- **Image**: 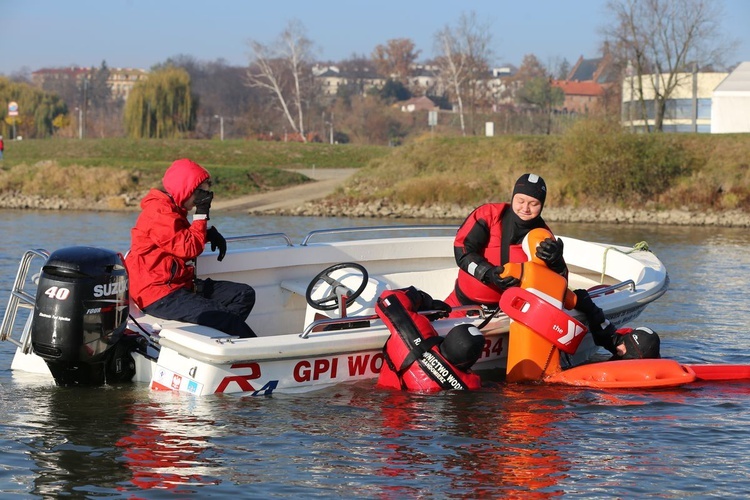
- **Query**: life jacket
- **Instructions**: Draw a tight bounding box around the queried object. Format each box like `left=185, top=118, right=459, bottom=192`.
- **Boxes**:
left=453, top=203, right=547, bottom=306
left=376, top=288, right=482, bottom=392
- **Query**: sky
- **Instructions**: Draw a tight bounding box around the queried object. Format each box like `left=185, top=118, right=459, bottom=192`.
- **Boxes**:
left=1, top=0, right=749, bottom=76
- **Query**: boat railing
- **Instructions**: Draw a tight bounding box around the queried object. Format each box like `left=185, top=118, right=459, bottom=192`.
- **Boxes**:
left=0, top=249, right=50, bottom=352
left=588, top=280, right=636, bottom=297
left=225, top=232, right=294, bottom=247
left=220, top=225, right=458, bottom=250
left=299, top=304, right=489, bottom=339
left=300, top=225, right=458, bottom=246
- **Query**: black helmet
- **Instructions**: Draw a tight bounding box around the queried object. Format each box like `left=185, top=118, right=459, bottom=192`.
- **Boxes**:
left=619, top=327, right=661, bottom=360
left=439, top=324, right=485, bottom=370
left=512, top=173, right=547, bottom=207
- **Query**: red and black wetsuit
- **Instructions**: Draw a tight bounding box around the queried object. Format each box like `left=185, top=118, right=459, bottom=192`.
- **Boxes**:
left=376, top=288, right=481, bottom=392
left=447, top=202, right=552, bottom=308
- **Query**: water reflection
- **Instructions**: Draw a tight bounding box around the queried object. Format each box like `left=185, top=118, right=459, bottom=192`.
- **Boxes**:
left=335, top=384, right=576, bottom=498
left=116, top=391, right=225, bottom=491
left=20, top=385, right=137, bottom=496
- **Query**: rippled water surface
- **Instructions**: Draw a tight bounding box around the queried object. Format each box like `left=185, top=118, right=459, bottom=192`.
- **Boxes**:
left=1, top=211, right=749, bottom=498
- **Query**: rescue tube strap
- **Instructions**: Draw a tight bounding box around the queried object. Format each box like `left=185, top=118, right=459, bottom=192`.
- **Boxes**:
left=455, top=282, right=498, bottom=308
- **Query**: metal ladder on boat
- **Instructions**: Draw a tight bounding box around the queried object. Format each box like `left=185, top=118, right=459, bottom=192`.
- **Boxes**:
left=0, top=249, right=49, bottom=353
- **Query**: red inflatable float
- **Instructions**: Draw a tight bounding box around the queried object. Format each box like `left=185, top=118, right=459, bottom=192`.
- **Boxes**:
left=686, top=364, right=750, bottom=381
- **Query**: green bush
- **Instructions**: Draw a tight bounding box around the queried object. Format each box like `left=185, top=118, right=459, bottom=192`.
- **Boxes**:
left=558, top=119, right=687, bottom=204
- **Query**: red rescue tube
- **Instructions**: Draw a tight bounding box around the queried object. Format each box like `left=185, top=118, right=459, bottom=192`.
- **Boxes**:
left=545, top=359, right=697, bottom=389
left=500, top=287, right=587, bottom=355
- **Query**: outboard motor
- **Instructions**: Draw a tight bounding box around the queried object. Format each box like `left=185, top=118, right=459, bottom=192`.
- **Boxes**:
left=30, top=246, right=132, bottom=386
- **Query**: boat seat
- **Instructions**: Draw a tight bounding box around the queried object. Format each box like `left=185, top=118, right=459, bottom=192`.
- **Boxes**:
left=126, top=300, right=233, bottom=339
left=279, top=279, right=312, bottom=296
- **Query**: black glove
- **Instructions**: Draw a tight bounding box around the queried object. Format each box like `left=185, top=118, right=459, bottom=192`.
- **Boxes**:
left=483, top=265, right=520, bottom=291
left=574, top=288, right=620, bottom=355
left=193, top=188, right=214, bottom=219
left=573, top=289, right=606, bottom=330
left=415, top=289, right=452, bottom=320
left=536, top=237, right=566, bottom=274
left=427, top=299, right=452, bottom=320
left=593, top=321, right=620, bottom=356
left=207, top=226, right=227, bottom=261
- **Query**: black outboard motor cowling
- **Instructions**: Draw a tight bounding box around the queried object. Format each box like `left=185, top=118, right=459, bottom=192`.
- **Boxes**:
left=31, top=246, right=130, bottom=386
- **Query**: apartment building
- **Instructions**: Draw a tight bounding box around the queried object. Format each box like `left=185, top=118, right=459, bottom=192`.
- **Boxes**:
left=31, top=66, right=148, bottom=101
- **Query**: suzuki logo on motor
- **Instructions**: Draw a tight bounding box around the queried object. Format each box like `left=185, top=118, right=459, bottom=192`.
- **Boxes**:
left=93, top=281, right=127, bottom=298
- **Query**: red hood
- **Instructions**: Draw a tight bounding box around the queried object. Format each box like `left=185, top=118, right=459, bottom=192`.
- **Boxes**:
left=162, top=158, right=210, bottom=207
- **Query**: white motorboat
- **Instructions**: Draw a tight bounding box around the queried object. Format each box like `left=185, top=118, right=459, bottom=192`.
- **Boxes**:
left=0, top=225, right=668, bottom=395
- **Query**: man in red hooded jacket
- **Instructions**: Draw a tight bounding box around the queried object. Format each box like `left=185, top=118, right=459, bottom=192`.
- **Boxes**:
left=125, top=158, right=256, bottom=338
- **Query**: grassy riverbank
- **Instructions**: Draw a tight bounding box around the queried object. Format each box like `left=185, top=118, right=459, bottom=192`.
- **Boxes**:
left=0, top=138, right=389, bottom=206
left=1, top=124, right=749, bottom=214
left=334, top=122, right=750, bottom=212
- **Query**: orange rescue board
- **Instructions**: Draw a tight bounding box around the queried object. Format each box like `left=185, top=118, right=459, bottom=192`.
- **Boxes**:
left=546, top=359, right=697, bottom=389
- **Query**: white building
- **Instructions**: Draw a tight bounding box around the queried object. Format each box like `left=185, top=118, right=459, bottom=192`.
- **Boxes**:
left=711, top=62, right=750, bottom=134
left=621, top=70, right=727, bottom=133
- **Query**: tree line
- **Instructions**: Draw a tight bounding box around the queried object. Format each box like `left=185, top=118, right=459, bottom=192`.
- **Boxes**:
left=0, top=0, right=738, bottom=143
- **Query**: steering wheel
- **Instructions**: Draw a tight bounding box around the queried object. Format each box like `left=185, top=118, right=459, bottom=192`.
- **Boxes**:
left=305, top=263, right=369, bottom=311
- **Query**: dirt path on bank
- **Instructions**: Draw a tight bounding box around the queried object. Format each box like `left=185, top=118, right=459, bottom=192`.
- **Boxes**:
left=211, top=168, right=357, bottom=213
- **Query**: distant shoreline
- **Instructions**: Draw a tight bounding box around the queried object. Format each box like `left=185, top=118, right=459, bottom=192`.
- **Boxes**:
left=2, top=191, right=749, bottom=228
left=249, top=199, right=750, bottom=228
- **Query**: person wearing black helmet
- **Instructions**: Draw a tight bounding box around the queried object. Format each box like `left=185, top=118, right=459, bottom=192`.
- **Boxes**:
left=376, top=287, right=484, bottom=392
left=445, top=173, right=567, bottom=313
left=573, top=289, right=661, bottom=360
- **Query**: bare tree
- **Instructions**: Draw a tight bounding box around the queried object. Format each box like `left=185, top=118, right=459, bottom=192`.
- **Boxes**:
left=163, top=55, right=262, bottom=139
left=434, top=27, right=466, bottom=135
left=603, top=0, right=735, bottom=132
left=371, top=38, right=420, bottom=82
left=433, top=11, right=493, bottom=136
left=247, top=19, right=315, bottom=141
left=512, top=55, right=565, bottom=134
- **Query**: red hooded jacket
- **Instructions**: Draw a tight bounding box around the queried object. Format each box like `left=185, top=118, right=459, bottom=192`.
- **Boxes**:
left=125, top=159, right=210, bottom=310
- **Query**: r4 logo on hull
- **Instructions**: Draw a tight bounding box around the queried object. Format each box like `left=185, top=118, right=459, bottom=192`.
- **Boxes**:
left=214, top=362, right=278, bottom=395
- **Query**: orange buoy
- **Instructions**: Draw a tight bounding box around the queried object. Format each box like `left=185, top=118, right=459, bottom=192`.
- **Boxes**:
left=501, top=228, right=580, bottom=383
left=546, top=359, right=697, bottom=389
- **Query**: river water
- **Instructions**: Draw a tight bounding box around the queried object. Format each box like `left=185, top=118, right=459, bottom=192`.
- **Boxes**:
left=1, top=210, right=750, bottom=498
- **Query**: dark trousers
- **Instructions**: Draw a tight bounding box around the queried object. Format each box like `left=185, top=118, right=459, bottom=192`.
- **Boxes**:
left=144, top=278, right=256, bottom=338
